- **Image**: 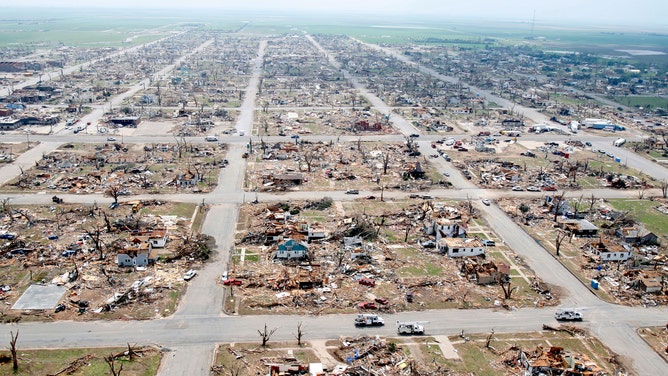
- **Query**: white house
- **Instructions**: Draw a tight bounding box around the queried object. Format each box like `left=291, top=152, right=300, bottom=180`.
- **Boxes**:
left=585, top=239, right=633, bottom=262
left=424, top=218, right=467, bottom=240
left=274, top=238, right=309, bottom=260
left=117, top=243, right=153, bottom=267
left=147, top=229, right=169, bottom=248
left=437, top=238, right=485, bottom=258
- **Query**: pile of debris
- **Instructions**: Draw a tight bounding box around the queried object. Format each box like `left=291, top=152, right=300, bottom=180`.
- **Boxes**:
left=501, top=344, right=615, bottom=376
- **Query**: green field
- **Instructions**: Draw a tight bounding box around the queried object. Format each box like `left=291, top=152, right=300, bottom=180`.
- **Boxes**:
left=608, top=198, right=668, bottom=238
left=613, top=96, right=668, bottom=110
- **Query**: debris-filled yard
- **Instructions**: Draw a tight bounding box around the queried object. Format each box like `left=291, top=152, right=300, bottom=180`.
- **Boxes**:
left=0, top=201, right=213, bottom=322
left=441, top=138, right=655, bottom=192
left=0, top=344, right=161, bottom=376
left=3, top=142, right=228, bottom=195
left=637, top=325, right=668, bottom=363
left=210, top=326, right=625, bottom=376
left=246, top=140, right=447, bottom=193
left=224, top=198, right=557, bottom=316
left=499, top=194, right=668, bottom=306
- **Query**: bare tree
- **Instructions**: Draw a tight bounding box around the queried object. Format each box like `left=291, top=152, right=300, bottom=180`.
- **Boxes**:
left=303, top=152, right=316, bottom=172
left=87, top=222, right=105, bottom=260
left=383, top=152, right=391, bottom=175
left=105, top=185, right=123, bottom=204
left=637, top=187, right=646, bottom=200
left=555, top=230, right=569, bottom=256
left=104, top=354, right=123, bottom=376
left=258, top=323, right=278, bottom=347
left=9, top=330, right=19, bottom=371
left=295, top=321, right=305, bottom=347
left=588, top=193, right=597, bottom=213
left=500, top=280, right=518, bottom=299
left=552, top=192, right=566, bottom=222
left=661, top=180, right=668, bottom=199
left=485, top=329, right=495, bottom=348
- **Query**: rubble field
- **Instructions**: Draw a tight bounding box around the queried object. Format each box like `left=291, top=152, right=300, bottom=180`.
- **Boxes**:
left=0, top=345, right=161, bottom=376
left=446, top=326, right=627, bottom=376
left=0, top=201, right=212, bottom=322
left=3, top=142, right=228, bottom=195
left=211, top=327, right=625, bottom=376
left=255, top=108, right=400, bottom=137
left=440, top=138, right=655, bottom=192
left=499, top=195, right=668, bottom=306
left=637, top=325, right=668, bottom=363
left=246, top=140, right=447, bottom=193
left=225, top=198, right=556, bottom=316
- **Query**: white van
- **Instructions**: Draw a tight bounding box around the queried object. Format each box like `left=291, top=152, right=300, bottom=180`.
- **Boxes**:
left=205, top=136, right=218, bottom=142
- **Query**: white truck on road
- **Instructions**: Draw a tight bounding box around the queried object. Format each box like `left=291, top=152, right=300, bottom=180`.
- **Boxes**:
left=354, top=314, right=385, bottom=327
left=555, top=309, right=583, bottom=321
left=397, top=321, right=426, bottom=335
left=613, top=138, right=626, bottom=147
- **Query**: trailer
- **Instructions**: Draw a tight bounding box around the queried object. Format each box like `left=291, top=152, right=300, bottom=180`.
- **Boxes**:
left=354, top=314, right=385, bottom=327
left=613, top=138, right=626, bottom=147
left=397, top=321, right=426, bottom=335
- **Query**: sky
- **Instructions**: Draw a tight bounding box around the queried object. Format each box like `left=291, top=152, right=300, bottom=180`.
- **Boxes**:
left=4, top=0, right=667, bottom=28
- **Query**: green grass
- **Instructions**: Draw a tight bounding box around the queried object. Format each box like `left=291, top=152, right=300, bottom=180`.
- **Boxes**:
left=613, top=96, right=668, bottom=110
left=0, top=347, right=161, bottom=376
left=607, top=199, right=668, bottom=237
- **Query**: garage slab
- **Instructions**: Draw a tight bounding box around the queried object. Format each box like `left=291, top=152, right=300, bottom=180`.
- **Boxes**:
left=12, top=284, right=67, bottom=310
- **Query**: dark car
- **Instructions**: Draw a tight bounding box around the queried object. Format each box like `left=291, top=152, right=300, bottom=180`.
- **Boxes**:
left=409, top=133, right=420, bottom=138
left=0, top=233, right=16, bottom=240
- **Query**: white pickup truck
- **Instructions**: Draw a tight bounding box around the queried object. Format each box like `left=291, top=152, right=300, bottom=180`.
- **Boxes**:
left=555, top=309, right=583, bottom=321
left=354, top=314, right=385, bottom=327
left=397, top=321, right=425, bottom=335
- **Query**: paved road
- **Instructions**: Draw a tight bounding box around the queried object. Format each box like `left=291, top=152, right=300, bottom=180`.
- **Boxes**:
left=2, top=32, right=668, bottom=376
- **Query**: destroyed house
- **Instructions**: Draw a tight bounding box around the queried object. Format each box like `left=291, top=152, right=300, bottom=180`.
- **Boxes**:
left=146, top=229, right=168, bottom=248
left=273, top=173, right=304, bottom=185
left=637, top=274, right=662, bottom=293
left=274, top=239, right=309, bottom=260
left=437, top=238, right=485, bottom=257
left=615, top=226, right=658, bottom=245
left=297, top=222, right=326, bottom=242
left=461, top=260, right=510, bottom=285
left=425, top=218, right=467, bottom=240
left=558, top=219, right=598, bottom=237
left=117, top=242, right=155, bottom=267
left=584, top=238, right=633, bottom=262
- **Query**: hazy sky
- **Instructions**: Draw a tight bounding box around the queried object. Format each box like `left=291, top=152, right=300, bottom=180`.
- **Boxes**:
left=5, top=0, right=666, bottom=28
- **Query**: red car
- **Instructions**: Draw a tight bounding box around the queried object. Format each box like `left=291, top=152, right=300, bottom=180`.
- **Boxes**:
left=359, top=278, right=376, bottom=287
left=358, top=301, right=378, bottom=310
left=542, top=186, right=557, bottom=191
left=374, top=297, right=388, bottom=305
left=223, top=278, right=242, bottom=286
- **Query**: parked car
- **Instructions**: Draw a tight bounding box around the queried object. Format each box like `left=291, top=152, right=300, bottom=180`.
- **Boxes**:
left=183, top=269, right=197, bottom=281
left=481, top=239, right=496, bottom=246
left=409, top=133, right=419, bottom=138
left=106, top=137, right=116, bottom=141
left=527, top=186, right=540, bottom=192
left=374, top=297, right=389, bottom=305
left=0, top=233, right=16, bottom=240
left=223, top=278, right=243, bottom=286
left=443, top=172, right=450, bottom=177
left=359, top=278, right=376, bottom=287
left=290, top=134, right=300, bottom=139
left=481, top=199, right=491, bottom=206
left=357, top=301, right=378, bottom=310
left=542, top=186, right=557, bottom=191
left=511, top=186, right=524, bottom=191
left=345, top=189, right=359, bottom=194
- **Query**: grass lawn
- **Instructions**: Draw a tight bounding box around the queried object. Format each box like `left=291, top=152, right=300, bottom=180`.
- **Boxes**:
left=0, top=347, right=161, bottom=376
left=607, top=199, right=668, bottom=238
